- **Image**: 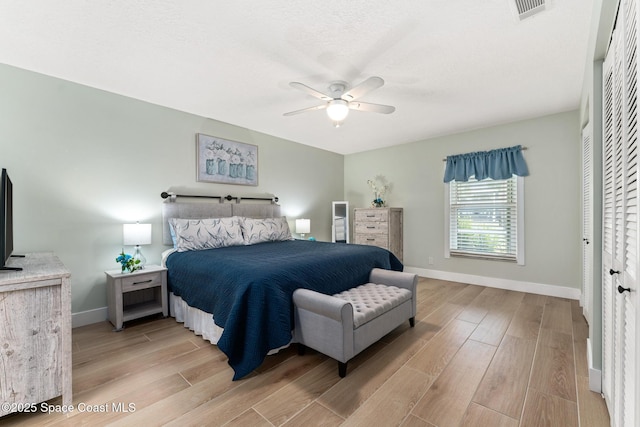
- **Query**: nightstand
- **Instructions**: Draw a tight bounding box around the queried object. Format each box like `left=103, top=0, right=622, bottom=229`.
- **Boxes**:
left=105, top=265, right=168, bottom=331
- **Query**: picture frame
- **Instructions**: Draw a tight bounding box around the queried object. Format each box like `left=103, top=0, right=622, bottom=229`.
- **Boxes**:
left=196, top=134, right=258, bottom=186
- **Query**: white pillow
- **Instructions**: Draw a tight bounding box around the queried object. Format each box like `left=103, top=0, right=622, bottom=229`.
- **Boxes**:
left=240, top=216, right=293, bottom=245
left=170, top=217, right=245, bottom=252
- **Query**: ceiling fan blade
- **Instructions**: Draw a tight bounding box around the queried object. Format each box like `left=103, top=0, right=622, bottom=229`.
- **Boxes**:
left=348, top=101, right=395, bottom=114
left=283, top=104, right=328, bottom=116
left=341, top=76, right=384, bottom=101
left=289, top=82, right=333, bottom=101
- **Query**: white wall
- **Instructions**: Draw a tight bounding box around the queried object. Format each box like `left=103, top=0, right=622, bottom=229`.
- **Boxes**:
left=345, top=110, right=581, bottom=293
left=577, top=0, right=618, bottom=380
left=0, top=64, right=344, bottom=315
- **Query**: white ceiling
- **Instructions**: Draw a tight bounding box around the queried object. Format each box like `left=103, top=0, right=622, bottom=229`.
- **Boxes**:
left=0, top=0, right=593, bottom=155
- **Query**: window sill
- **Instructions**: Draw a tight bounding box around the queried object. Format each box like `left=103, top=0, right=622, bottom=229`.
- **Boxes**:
left=449, top=251, right=517, bottom=263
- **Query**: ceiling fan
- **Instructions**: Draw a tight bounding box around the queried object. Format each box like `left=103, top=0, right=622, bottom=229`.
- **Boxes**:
left=284, top=76, right=395, bottom=127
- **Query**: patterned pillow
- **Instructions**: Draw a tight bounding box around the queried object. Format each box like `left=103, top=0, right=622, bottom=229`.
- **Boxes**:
left=240, top=216, right=293, bottom=245
left=170, top=217, right=245, bottom=252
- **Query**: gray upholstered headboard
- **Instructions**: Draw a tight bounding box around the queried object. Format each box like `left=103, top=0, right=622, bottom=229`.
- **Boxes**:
left=162, top=200, right=282, bottom=245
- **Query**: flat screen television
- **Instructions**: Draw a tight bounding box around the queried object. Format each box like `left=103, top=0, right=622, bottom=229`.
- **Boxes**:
left=1, top=168, right=22, bottom=271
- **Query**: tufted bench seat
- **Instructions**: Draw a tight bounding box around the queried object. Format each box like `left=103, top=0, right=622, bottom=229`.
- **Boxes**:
left=293, top=268, right=417, bottom=377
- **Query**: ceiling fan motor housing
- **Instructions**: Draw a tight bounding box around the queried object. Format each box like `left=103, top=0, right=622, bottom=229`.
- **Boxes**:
left=328, top=81, right=348, bottom=98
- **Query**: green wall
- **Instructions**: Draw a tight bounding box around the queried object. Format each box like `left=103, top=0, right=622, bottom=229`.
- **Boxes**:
left=345, top=110, right=581, bottom=290
left=0, top=64, right=344, bottom=314
left=0, top=62, right=584, bottom=319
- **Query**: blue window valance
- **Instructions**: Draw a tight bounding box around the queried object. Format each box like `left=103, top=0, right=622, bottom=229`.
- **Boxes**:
left=443, top=145, right=529, bottom=183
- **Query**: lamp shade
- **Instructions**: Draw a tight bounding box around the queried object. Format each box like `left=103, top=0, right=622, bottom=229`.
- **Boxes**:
left=295, top=219, right=311, bottom=234
left=123, top=223, right=152, bottom=246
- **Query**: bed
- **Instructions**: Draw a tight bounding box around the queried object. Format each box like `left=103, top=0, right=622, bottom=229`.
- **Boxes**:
left=161, top=197, right=402, bottom=380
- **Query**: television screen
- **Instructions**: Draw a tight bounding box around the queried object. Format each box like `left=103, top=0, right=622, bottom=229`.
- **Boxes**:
left=0, top=168, right=7, bottom=266
left=1, top=168, right=21, bottom=271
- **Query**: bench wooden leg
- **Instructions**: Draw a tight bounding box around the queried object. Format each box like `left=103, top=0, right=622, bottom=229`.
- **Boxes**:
left=409, top=317, right=415, bottom=327
left=338, top=361, right=347, bottom=378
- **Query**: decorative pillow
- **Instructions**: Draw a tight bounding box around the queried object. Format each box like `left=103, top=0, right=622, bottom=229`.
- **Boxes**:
left=168, top=221, right=178, bottom=248
left=240, top=216, right=293, bottom=245
left=169, top=217, right=245, bottom=252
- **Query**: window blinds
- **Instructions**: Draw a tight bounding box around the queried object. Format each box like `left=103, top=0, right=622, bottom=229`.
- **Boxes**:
left=449, top=176, right=518, bottom=261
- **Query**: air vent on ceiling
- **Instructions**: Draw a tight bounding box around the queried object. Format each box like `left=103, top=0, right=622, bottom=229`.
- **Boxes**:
left=514, top=0, right=546, bottom=20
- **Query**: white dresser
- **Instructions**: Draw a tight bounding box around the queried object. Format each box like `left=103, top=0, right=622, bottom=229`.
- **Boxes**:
left=354, top=207, right=403, bottom=262
left=0, top=253, right=72, bottom=416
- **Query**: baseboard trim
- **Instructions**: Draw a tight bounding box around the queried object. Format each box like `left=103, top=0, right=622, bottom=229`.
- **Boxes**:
left=587, top=338, right=602, bottom=392
left=74, top=268, right=580, bottom=328
left=72, top=306, right=108, bottom=328
left=403, top=266, right=581, bottom=300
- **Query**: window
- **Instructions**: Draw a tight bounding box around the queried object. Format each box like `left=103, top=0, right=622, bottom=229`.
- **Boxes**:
left=445, top=175, right=524, bottom=264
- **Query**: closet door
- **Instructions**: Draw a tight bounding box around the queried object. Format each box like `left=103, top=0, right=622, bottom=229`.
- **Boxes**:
left=620, top=0, right=639, bottom=423
left=602, top=27, right=617, bottom=419
left=582, top=122, right=594, bottom=323
left=601, top=1, right=639, bottom=424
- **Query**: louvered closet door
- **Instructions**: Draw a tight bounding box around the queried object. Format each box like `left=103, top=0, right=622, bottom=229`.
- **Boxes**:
left=583, top=122, right=594, bottom=324
left=613, top=24, right=626, bottom=426
left=621, top=1, right=639, bottom=423
left=602, top=27, right=618, bottom=420
left=601, top=1, right=639, bottom=425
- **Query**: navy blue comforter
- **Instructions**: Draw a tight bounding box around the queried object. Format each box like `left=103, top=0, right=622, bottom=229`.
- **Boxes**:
left=165, top=240, right=402, bottom=380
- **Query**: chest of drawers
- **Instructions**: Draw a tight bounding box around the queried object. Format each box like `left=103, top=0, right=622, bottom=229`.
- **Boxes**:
left=354, top=207, right=403, bottom=262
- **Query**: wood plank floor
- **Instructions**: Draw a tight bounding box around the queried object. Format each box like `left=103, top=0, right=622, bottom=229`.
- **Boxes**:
left=2, top=277, right=611, bottom=426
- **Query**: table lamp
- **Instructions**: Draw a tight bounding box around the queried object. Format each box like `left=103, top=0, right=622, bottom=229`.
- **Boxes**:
left=123, top=222, right=152, bottom=267
left=295, top=218, right=311, bottom=239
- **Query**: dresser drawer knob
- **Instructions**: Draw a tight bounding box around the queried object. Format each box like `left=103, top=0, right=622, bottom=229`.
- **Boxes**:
left=133, top=279, right=153, bottom=285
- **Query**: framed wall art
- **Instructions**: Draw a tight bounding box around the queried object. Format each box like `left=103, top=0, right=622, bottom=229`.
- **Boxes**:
left=196, top=133, right=258, bottom=186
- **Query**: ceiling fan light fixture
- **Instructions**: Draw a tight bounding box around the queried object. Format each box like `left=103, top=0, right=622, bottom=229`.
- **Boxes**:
left=326, top=99, right=349, bottom=122
left=285, top=77, right=394, bottom=125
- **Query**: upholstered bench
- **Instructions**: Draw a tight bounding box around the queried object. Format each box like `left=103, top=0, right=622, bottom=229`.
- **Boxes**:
left=293, top=268, right=417, bottom=377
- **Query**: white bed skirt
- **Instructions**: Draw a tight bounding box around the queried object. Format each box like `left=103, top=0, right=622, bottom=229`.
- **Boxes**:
left=163, top=250, right=223, bottom=345
left=164, top=249, right=292, bottom=353
left=170, top=292, right=223, bottom=344
left=169, top=292, right=293, bottom=354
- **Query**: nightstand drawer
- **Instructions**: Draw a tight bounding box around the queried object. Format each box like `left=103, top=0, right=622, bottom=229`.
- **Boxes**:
left=121, top=271, right=162, bottom=292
